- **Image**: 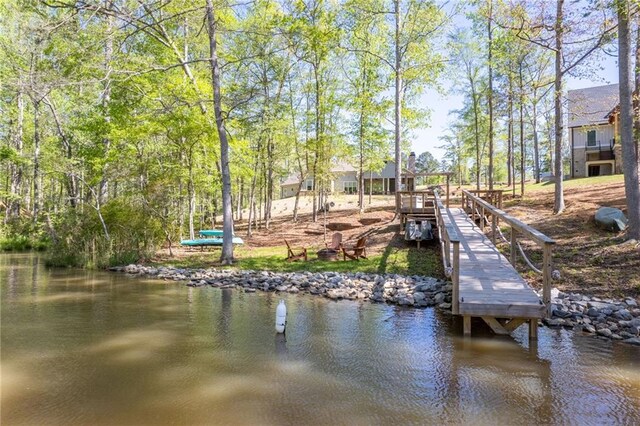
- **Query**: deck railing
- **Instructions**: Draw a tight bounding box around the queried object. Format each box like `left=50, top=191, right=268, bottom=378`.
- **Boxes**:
left=462, top=189, right=504, bottom=209
left=434, top=191, right=460, bottom=314
left=461, top=189, right=555, bottom=316
left=398, top=190, right=435, bottom=213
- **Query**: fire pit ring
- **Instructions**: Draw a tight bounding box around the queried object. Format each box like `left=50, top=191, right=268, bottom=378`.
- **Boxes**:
left=316, top=248, right=338, bottom=261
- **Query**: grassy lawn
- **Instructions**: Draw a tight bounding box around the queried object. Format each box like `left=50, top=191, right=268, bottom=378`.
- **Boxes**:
left=522, top=174, right=625, bottom=193
left=459, top=174, right=625, bottom=196
left=149, top=244, right=444, bottom=277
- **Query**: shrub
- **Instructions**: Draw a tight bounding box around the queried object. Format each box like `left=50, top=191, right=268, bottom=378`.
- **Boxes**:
left=0, top=219, right=48, bottom=252
left=45, top=198, right=166, bottom=268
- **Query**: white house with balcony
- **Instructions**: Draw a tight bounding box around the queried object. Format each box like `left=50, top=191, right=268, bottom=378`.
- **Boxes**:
left=568, top=84, right=620, bottom=178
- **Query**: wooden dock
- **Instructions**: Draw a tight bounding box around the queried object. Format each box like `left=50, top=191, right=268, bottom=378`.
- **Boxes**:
left=434, top=190, right=555, bottom=340
left=449, top=207, right=545, bottom=337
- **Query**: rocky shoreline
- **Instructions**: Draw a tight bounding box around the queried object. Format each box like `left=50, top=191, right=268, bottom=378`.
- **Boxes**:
left=115, top=264, right=454, bottom=308
left=114, top=264, right=640, bottom=345
left=543, top=289, right=640, bottom=344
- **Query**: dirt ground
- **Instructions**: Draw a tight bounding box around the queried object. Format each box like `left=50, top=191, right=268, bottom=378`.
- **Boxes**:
left=234, top=205, right=400, bottom=254
left=504, top=181, right=640, bottom=298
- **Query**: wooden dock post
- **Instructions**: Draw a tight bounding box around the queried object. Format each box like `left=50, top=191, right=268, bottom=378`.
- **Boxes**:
left=529, top=319, right=538, bottom=340
left=510, top=229, right=518, bottom=267
left=463, top=316, right=471, bottom=336
left=543, top=244, right=553, bottom=317
left=452, top=241, right=460, bottom=315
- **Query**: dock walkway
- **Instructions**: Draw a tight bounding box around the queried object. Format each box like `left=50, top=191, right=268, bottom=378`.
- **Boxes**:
left=434, top=189, right=554, bottom=339
left=448, top=207, right=546, bottom=323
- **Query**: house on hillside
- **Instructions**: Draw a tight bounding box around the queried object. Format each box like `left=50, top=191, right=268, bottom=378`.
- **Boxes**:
left=279, top=153, right=416, bottom=198
left=279, top=162, right=358, bottom=199
left=568, top=83, right=621, bottom=178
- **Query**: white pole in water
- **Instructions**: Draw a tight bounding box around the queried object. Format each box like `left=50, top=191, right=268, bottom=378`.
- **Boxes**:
left=275, top=300, right=287, bottom=334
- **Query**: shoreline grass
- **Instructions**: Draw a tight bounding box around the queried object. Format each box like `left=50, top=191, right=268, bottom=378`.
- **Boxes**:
left=147, top=244, right=444, bottom=277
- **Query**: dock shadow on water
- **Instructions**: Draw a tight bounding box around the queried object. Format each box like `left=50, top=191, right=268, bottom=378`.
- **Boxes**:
left=1, top=253, right=639, bottom=425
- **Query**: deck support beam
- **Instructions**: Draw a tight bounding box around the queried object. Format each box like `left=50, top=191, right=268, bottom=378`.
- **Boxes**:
left=529, top=319, right=538, bottom=340
left=463, top=316, right=471, bottom=336
left=481, top=317, right=510, bottom=335
left=478, top=317, right=534, bottom=338
left=503, top=318, right=527, bottom=332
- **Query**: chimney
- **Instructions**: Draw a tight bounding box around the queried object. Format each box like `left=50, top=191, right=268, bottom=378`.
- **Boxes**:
left=408, top=152, right=416, bottom=173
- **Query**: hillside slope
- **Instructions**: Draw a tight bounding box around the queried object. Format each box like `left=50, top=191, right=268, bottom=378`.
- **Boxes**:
left=504, top=176, right=639, bottom=297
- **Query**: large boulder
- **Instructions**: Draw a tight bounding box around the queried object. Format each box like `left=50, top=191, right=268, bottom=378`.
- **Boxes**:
left=594, top=207, right=628, bottom=232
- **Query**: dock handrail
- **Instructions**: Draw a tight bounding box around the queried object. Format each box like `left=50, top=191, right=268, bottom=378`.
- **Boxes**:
left=463, top=189, right=504, bottom=209
left=461, top=189, right=555, bottom=316
left=434, top=191, right=460, bottom=314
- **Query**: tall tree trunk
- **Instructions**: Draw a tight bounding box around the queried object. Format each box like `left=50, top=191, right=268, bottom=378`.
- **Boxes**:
left=188, top=153, right=195, bottom=240
left=618, top=1, right=640, bottom=240
left=519, top=64, right=525, bottom=197
left=265, top=139, right=273, bottom=229
left=369, top=169, right=373, bottom=204
left=532, top=95, right=541, bottom=183
left=545, top=108, right=555, bottom=176
left=472, top=87, right=481, bottom=190
left=358, top=106, right=365, bottom=213
left=43, top=96, right=78, bottom=207
left=238, top=177, right=243, bottom=222
left=508, top=76, right=513, bottom=188
left=292, top=179, right=304, bottom=222
left=178, top=172, right=184, bottom=242
left=32, top=98, right=41, bottom=224
left=487, top=0, right=494, bottom=190
left=553, top=0, right=565, bottom=214
left=634, top=13, right=640, bottom=150
left=394, top=0, right=403, bottom=211
left=247, top=170, right=257, bottom=236
left=205, top=0, right=234, bottom=264
left=99, top=0, right=113, bottom=204
left=9, top=91, right=24, bottom=219
left=258, top=178, right=263, bottom=230
left=290, top=81, right=305, bottom=223
left=312, top=64, right=321, bottom=223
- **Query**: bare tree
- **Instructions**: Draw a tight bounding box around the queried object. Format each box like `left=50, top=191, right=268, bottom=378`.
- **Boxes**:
left=618, top=0, right=640, bottom=240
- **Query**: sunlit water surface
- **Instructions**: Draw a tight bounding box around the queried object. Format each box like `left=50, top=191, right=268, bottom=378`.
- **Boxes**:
left=1, top=253, right=639, bottom=425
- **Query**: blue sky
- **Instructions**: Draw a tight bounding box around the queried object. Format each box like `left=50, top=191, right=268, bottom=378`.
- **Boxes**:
left=410, top=45, right=620, bottom=162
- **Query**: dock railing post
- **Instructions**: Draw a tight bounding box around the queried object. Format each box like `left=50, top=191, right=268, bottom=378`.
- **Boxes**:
left=444, top=236, right=451, bottom=269
left=491, top=214, right=497, bottom=245
left=446, top=175, right=450, bottom=208
left=510, top=228, right=518, bottom=267
left=452, top=241, right=460, bottom=315
left=543, top=243, right=552, bottom=317
left=471, top=199, right=476, bottom=225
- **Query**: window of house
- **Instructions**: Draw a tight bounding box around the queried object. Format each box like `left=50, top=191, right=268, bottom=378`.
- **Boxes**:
left=343, top=181, right=357, bottom=194
left=587, top=130, right=597, bottom=147
left=305, top=179, right=313, bottom=191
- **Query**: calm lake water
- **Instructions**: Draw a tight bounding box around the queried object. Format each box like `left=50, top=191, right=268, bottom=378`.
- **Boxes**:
left=1, top=253, right=639, bottom=425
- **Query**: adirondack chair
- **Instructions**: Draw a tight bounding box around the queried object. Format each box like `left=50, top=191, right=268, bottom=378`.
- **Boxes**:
left=340, top=237, right=368, bottom=261
left=325, top=232, right=343, bottom=251
left=285, top=240, right=307, bottom=262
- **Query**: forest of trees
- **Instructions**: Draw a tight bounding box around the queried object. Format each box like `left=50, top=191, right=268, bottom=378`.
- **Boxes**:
left=1, top=0, right=639, bottom=267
